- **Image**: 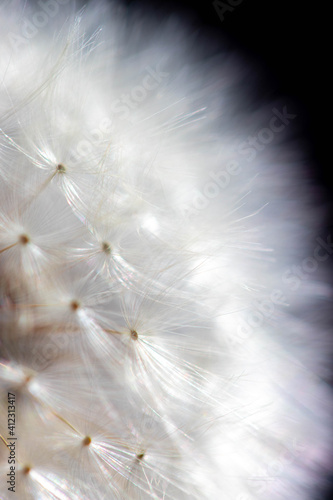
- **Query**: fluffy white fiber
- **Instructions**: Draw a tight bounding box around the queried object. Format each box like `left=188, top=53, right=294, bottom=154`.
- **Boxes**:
left=0, top=1, right=332, bottom=499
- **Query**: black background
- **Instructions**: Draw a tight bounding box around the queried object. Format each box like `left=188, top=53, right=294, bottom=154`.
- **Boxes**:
left=123, top=0, right=333, bottom=497
left=124, top=0, right=332, bottom=210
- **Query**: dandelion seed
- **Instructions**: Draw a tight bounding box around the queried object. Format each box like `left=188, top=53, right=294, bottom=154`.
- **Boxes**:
left=82, top=436, right=92, bottom=447
left=56, top=164, right=66, bottom=174
left=22, top=466, right=31, bottom=476
left=130, top=329, right=139, bottom=340
left=101, top=241, right=111, bottom=254
left=19, top=234, right=30, bottom=245
left=70, top=300, right=81, bottom=312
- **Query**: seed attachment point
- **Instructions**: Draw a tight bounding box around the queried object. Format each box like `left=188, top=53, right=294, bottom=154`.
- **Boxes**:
left=130, top=329, right=138, bottom=340
left=56, top=163, right=66, bottom=173
left=82, top=436, right=92, bottom=447
left=19, top=234, right=30, bottom=245
left=70, top=300, right=80, bottom=312
left=102, top=241, right=111, bottom=254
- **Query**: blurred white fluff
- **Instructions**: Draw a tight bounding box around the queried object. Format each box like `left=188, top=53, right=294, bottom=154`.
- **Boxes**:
left=0, top=1, right=332, bottom=499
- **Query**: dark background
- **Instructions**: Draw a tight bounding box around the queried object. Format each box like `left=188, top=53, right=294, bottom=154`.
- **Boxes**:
left=124, top=0, right=333, bottom=497
left=124, top=0, right=332, bottom=213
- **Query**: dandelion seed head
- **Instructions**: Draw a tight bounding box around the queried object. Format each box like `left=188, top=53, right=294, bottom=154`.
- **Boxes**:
left=0, top=1, right=332, bottom=499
